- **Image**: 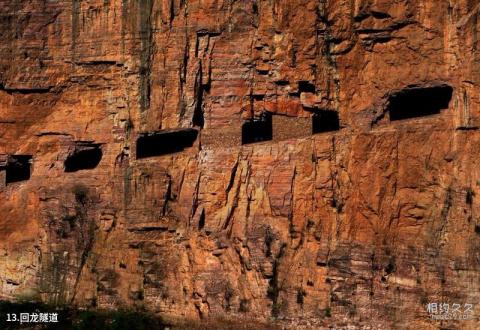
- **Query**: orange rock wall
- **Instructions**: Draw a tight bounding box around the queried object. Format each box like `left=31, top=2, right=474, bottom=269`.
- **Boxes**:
left=0, top=0, right=479, bottom=328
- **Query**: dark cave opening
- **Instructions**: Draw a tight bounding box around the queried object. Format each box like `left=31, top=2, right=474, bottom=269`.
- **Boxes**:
left=298, top=81, right=316, bottom=93
left=64, top=144, right=103, bottom=172
left=312, top=110, right=340, bottom=134
left=241, top=112, right=273, bottom=145
left=5, top=155, right=32, bottom=185
left=388, top=85, right=453, bottom=121
left=136, top=128, right=198, bottom=159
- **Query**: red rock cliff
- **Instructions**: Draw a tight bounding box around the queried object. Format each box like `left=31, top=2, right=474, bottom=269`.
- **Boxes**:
left=0, top=0, right=479, bottom=328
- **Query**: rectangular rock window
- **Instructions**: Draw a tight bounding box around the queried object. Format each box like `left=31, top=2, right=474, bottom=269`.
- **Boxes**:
left=312, top=110, right=340, bottom=134
left=64, top=143, right=103, bottom=172
left=242, top=112, right=273, bottom=145
left=388, top=85, right=453, bottom=121
left=4, top=155, right=32, bottom=185
left=298, top=81, right=316, bottom=93
left=136, top=128, right=198, bottom=159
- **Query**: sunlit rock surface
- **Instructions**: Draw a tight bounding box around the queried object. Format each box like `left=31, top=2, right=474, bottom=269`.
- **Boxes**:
left=0, top=1, right=479, bottom=328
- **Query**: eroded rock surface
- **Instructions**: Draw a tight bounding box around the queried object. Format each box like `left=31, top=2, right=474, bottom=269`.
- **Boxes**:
left=0, top=0, right=479, bottom=328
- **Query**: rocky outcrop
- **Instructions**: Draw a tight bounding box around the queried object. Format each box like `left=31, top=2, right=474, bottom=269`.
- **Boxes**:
left=0, top=0, right=479, bottom=328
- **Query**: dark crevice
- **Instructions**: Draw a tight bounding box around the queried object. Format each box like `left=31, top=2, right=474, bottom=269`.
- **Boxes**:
left=76, top=60, right=118, bottom=66
left=252, top=2, right=259, bottom=16
left=266, top=238, right=287, bottom=318
left=35, top=132, right=72, bottom=137
left=136, top=129, right=198, bottom=159
left=196, top=30, right=222, bottom=37
left=130, top=227, right=168, bottom=232
left=387, top=85, right=453, bottom=121
left=371, top=11, right=391, bottom=19
left=162, top=178, right=172, bottom=216
left=357, top=20, right=414, bottom=34
left=241, top=112, right=272, bottom=145
left=139, top=0, right=153, bottom=112
left=312, top=110, right=340, bottom=134
left=291, top=46, right=297, bottom=66
left=256, top=68, right=270, bottom=75
left=192, top=69, right=205, bottom=128
left=5, top=155, right=32, bottom=184
left=466, top=188, right=475, bottom=205
left=198, top=209, right=205, bottom=230
left=225, top=161, right=238, bottom=193
left=65, top=143, right=103, bottom=172
left=0, top=83, right=51, bottom=94
left=384, top=256, right=396, bottom=275
left=361, top=35, right=393, bottom=48
left=356, top=28, right=394, bottom=34
left=169, top=0, right=175, bottom=25
left=274, top=80, right=289, bottom=86
left=354, top=12, right=370, bottom=23
left=72, top=0, right=80, bottom=61
left=355, top=9, right=392, bottom=21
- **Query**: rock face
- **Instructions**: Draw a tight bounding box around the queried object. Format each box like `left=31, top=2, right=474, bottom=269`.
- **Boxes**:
left=0, top=0, right=479, bottom=328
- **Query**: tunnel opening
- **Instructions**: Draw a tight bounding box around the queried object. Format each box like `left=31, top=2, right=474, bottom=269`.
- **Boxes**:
left=136, top=128, right=198, bottom=159
left=242, top=112, right=273, bottom=145
left=5, top=155, right=32, bottom=185
left=387, top=85, right=453, bottom=121
left=298, top=81, right=316, bottom=93
left=64, top=144, right=103, bottom=172
left=312, top=110, right=340, bottom=134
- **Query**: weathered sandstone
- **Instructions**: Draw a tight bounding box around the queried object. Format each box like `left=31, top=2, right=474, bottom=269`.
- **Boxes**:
left=0, top=0, right=479, bottom=328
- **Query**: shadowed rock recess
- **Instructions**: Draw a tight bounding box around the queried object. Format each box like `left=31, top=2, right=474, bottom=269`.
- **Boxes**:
left=387, top=85, right=454, bottom=121
left=64, top=142, right=103, bottom=172
left=0, top=1, right=479, bottom=329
